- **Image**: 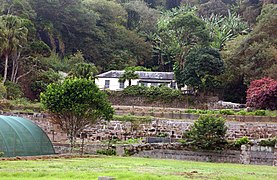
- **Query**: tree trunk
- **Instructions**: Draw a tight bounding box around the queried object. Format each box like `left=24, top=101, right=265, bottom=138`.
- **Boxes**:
left=3, top=54, right=9, bottom=84
left=11, top=51, right=20, bottom=83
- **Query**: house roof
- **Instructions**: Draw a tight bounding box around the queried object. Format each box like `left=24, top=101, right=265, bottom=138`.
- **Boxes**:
left=96, top=70, right=175, bottom=80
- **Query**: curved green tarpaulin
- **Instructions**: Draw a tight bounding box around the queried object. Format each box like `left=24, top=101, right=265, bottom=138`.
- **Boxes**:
left=0, top=115, right=55, bottom=157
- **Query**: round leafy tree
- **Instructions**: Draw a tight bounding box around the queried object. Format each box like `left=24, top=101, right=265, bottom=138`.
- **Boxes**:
left=40, top=78, right=114, bottom=148
left=185, top=115, right=228, bottom=150
left=175, top=47, right=224, bottom=92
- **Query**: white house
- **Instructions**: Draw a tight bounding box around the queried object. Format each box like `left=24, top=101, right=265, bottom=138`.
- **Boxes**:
left=95, top=70, right=177, bottom=91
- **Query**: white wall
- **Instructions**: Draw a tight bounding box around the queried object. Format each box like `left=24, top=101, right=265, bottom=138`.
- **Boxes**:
left=95, top=78, right=139, bottom=91
left=95, top=78, right=178, bottom=90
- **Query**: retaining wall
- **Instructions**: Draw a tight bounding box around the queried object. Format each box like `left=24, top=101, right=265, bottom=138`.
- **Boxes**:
left=2, top=112, right=277, bottom=143
left=53, top=143, right=277, bottom=166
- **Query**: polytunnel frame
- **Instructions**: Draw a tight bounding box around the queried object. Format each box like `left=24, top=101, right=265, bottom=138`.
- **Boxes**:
left=0, top=115, right=55, bottom=157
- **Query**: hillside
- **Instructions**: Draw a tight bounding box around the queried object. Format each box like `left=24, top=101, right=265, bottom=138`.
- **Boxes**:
left=0, top=0, right=276, bottom=103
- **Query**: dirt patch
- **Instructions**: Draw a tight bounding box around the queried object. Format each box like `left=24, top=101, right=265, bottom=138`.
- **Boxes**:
left=174, top=170, right=198, bottom=176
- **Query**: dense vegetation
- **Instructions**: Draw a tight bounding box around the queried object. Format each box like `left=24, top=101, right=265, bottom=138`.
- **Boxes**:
left=40, top=78, right=114, bottom=148
left=184, top=115, right=228, bottom=150
left=0, top=0, right=276, bottom=107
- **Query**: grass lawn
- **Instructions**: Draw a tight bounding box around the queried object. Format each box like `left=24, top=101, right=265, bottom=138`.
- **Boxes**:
left=0, top=156, right=277, bottom=179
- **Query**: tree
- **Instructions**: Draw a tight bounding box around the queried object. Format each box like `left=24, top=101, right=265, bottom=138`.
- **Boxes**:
left=68, top=63, right=98, bottom=80
left=203, top=12, right=249, bottom=50
left=154, top=8, right=209, bottom=70
left=184, top=115, right=228, bottom=150
left=124, top=0, right=160, bottom=34
left=198, top=0, right=229, bottom=17
left=119, top=69, right=139, bottom=87
left=246, top=77, right=277, bottom=110
left=31, top=69, right=62, bottom=99
left=174, top=47, right=224, bottom=92
left=221, top=4, right=277, bottom=88
left=119, top=66, right=150, bottom=86
left=125, top=66, right=151, bottom=72
left=0, top=15, right=28, bottom=84
left=40, top=78, right=114, bottom=149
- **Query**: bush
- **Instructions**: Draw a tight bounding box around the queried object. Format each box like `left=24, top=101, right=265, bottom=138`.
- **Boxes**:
left=219, top=109, right=235, bottom=115
left=237, top=110, right=247, bottom=115
left=4, top=81, right=23, bottom=100
left=197, top=110, right=208, bottom=114
left=246, top=77, right=277, bottom=110
left=184, top=109, right=198, bottom=114
left=235, top=137, right=250, bottom=147
left=254, top=110, right=266, bottom=116
left=259, top=138, right=277, bottom=147
left=123, top=85, right=148, bottom=96
left=96, top=149, right=116, bottom=156
left=123, top=85, right=181, bottom=101
left=184, top=115, right=228, bottom=150
left=0, top=152, right=4, bottom=157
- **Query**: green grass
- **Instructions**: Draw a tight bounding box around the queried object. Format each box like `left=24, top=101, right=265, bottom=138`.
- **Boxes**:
left=0, top=156, right=277, bottom=179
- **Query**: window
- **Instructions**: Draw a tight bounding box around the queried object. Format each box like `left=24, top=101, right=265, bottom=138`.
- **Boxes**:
left=119, top=81, right=124, bottom=89
left=104, top=80, right=110, bottom=89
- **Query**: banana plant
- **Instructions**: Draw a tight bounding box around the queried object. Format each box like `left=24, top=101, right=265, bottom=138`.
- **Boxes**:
left=204, top=11, right=249, bottom=50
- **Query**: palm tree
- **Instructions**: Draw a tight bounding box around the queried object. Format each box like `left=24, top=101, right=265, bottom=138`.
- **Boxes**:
left=68, top=63, right=98, bottom=80
left=0, top=15, right=28, bottom=84
left=119, top=70, right=139, bottom=86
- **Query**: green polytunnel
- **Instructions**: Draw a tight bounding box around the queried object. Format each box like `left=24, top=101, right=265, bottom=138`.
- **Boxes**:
left=0, top=115, right=55, bottom=157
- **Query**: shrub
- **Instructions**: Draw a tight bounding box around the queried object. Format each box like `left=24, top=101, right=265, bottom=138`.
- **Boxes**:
left=219, top=109, right=235, bottom=115
left=123, top=85, right=148, bottom=96
left=146, top=86, right=161, bottom=99
left=254, top=110, right=266, bottom=116
left=96, top=149, right=116, bottom=156
left=259, top=138, right=277, bottom=147
left=184, top=115, right=228, bottom=150
left=246, top=77, right=277, bottom=110
left=158, top=86, right=181, bottom=100
left=197, top=110, right=208, bottom=114
left=122, top=85, right=181, bottom=101
left=235, top=137, right=250, bottom=147
left=4, top=81, right=23, bottom=100
left=184, top=109, right=198, bottom=114
left=0, top=152, right=4, bottom=157
left=236, top=110, right=247, bottom=115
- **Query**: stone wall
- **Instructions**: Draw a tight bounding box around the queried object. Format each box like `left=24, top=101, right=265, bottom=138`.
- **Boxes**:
left=3, top=112, right=277, bottom=143
left=240, top=145, right=277, bottom=166
left=117, top=143, right=241, bottom=163
left=53, top=143, right=277, bottom=166
left=134, top=149, right=240, bottom=163
left=81, top=119, right=277, bottom=142
left=108, top=95, right=216, bottom=109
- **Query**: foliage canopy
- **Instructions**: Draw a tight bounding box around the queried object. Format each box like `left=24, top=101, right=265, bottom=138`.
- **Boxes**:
left=40, top=78, right=114, bottom=147
left=185, top=115, right=228, bottom=150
